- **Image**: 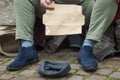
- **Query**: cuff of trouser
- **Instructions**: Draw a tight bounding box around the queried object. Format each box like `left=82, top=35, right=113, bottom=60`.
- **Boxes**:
left=16, top=36, right=34, bottom=43
left=85, top=35, right=101, bottom=42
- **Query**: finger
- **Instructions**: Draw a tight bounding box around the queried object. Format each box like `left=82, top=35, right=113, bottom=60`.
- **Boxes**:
left=46, top=0, right=51, bottom=4
left=41, top=0, right=54, bottom=10
left=47, top=1, right=54, bottom=10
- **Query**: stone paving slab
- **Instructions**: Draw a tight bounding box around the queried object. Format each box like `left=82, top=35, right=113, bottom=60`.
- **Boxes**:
left=0, top=49, right=120, bottom=80
left=0, top=0, right=15, bottom=26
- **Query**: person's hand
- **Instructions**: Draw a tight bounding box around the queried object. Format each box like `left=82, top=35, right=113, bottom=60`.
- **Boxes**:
left=40, top=0, right=54, bottom=10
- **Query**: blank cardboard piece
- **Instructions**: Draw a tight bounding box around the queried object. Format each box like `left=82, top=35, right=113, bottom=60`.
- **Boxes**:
left=43, top=4, right=85, bottom=35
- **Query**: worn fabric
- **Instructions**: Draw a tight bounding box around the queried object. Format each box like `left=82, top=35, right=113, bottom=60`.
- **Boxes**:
left=14, top=0, right=45, bottom=42
left=38, top=60, right=71, bottom=77
left=86, top=0, right=118, bottom=42
left=93, top=26, right=116, bottom=61
left=115, top=20, right=120, bottom=52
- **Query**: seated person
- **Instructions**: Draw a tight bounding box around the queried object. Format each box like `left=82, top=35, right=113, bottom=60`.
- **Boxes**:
left=7, top=0, right=118, bottom=72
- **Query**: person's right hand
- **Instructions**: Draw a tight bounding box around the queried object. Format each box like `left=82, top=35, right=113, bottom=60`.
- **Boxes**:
left=40, top=0, right=54, bottom=10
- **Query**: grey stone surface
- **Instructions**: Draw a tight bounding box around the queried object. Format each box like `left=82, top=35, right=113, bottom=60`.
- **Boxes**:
left=67, top=75, right=83, bottom=80
left=70, top=64, right=81, bottom=70
left=101, top=59, right=120, bottom=68
left=118, top=68, right=120, bottom=72
left=96, top=68, right=114, bottom=75
left=0, top=50, right=120, bottom=80
left=0, top=66, right=7, bottom=71
left=19, top=70, right=36, bottom=77
left=110, top=72, right=120, bottom=79
left=0, top=62, right=3, bottom=65
left=69, top=70, right=76, bottom=74
left=0, top=74, right=13, bottom=80
left=76, top=69, right=91, bottom=75
left=0, top=0, right=15, bottom=26
left=27, top=78, right=46, bottom=80
left=86, top=75, right=106, bottom=80
left=11, top=76, right=26, bottom=80
left=29, top=64, right=40, bottom=70
left=46, top=78, right=66, bottom=80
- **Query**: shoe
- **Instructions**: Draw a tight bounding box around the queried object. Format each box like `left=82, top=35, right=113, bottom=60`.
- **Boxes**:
left=7, top=45, right=39, bottom=71
left=78, top=46, right=98, bottom=71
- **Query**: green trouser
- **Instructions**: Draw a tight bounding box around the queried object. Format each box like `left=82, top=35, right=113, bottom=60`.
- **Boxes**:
left=14, top=0, right=118, bottom=42
left=14, top=0, right=45, bottom=42
left=85, top=0, right=118, bottom=42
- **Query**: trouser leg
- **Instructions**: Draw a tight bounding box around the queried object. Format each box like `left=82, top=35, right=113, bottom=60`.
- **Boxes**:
left=85, top=0, right=118, bottom=42
left=14, top=0, right=45, bottom=42
left=81, top=0, right=95, bottom=27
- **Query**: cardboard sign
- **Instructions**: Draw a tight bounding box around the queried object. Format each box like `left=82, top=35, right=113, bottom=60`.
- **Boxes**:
left=43, top=4, right=85, bottom=35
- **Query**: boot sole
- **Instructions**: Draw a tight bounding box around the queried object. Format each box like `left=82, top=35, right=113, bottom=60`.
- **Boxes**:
left=83, top=67, right=97, bottom=72
left=78, top=58, right=97, bottom=72
left=7, top=59, right=39, bottom=71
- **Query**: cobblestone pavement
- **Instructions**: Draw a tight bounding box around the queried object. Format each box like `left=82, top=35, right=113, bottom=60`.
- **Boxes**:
left=0, top=49, right=120, bottom=80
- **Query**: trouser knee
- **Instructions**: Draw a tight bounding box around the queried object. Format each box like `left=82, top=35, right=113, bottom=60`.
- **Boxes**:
left=14, top=0, right=31, bottom=9
left=14, top=0, right=23, bottom=7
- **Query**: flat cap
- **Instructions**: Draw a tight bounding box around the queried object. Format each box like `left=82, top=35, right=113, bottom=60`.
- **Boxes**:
left=38, top=60, right=71, bottom=77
